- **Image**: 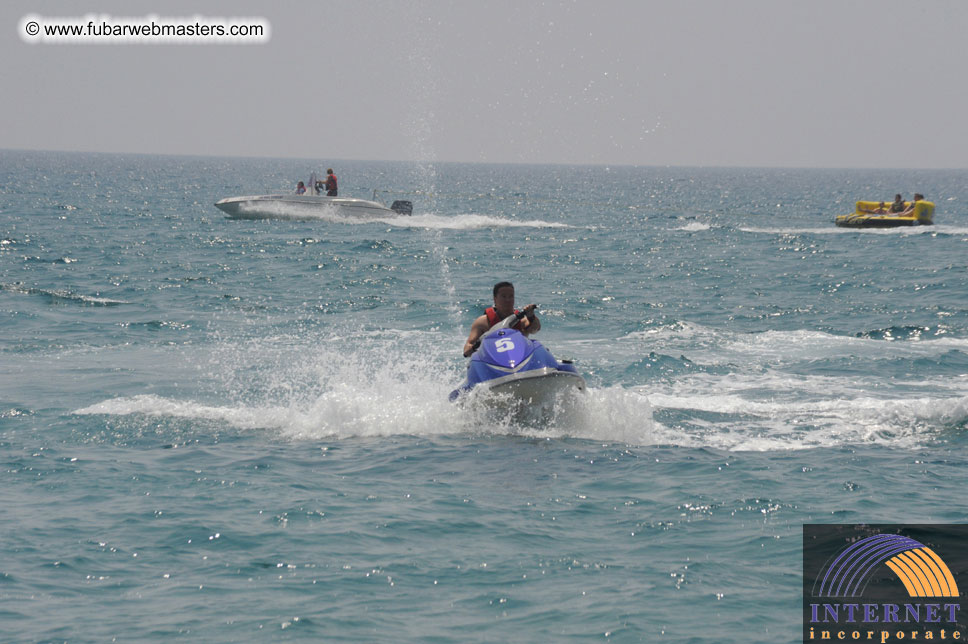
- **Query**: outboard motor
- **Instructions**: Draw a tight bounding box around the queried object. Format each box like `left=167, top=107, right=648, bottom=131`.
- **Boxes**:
left=390, top=200, right=413, bottom=216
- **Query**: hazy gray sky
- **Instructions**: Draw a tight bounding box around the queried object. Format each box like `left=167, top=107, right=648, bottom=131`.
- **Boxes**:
left=3, top=0, right=966, bottom=168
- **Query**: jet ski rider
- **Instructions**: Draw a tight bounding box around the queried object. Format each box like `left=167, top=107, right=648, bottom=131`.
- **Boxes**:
left=462, top=281, right=540, bottom=357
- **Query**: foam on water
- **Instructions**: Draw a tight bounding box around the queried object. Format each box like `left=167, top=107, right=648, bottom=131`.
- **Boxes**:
left=69, top=318, right=968, bottom=451
left=370, top=213, right=574, bottom=230
left=585, top=322, right=968, bottom=449
left=646, top=378, right=968, bottom=451
left=622, top=322, right=968, bottom=361
left=73, top=384, right=659, bottom=447
left=78, top=370, right=967, bottom=451
left=70, top=325, right=656, bottom=445
left=676, top=222, right=712, bottom=232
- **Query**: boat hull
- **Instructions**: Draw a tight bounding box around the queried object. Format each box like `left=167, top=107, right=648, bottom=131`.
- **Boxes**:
left=479, top=368, right=585, bottom=404
left=457, top=368, right=586, bottom=423
left=215, top=194, right=396, bottom=220
left=835, top=215, right=922, bottom=228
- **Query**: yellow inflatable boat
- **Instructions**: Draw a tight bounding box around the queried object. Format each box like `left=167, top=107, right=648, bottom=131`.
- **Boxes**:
left=835, top=200, right=935, bottom=228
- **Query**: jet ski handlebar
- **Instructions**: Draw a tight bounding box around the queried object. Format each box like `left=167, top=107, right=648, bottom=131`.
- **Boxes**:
left=486, top=304, right=539, bottom=334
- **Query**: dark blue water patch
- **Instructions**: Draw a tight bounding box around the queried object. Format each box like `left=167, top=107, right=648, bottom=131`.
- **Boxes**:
left=652, top=407, right=777, bottom=435
left=350, top=239, right=397, bottom=253
left=172, top=275, right=219, bottom=285
left=783, top=346, right=968, bottom=382
left=0, top=283, right=127, bottom=307
left=120, top=319, right=194, bottom=333
left=619, top=351, right=733, bottom=383
left=219, top=294, right=270, bottom=313
left=66, top=415, right=236, bottom=449
left=2, top=450, right=86, bottom=481
left=936, top=416, right=968, bottom=441
left=913, top=348, right=968, bottom=372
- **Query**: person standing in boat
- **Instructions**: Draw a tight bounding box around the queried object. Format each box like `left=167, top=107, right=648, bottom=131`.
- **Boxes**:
left=462, top=281, right=540, bottom=357
left=324, top=169, right=338, bottom=197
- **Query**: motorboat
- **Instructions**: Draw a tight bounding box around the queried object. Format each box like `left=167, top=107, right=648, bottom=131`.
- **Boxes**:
left=835, top=200, right=935, bottom=228
left=449, top=311, right=585, bottom=417
left=215, top=172, right=412, bottom=219
left=215, top=193, right=412, bottom=220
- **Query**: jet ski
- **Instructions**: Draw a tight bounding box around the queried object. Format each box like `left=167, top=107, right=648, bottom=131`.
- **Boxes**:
left=449, top=310, right=585, bottom=415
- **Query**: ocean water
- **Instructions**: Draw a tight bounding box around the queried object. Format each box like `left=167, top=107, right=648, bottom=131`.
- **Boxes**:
left=2, top=150, right=967, bottom=642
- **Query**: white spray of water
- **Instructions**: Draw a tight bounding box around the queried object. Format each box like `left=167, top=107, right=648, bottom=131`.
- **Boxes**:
left=73, top=323, right=968, bottom=450
left=604, top=323, right=968, bottom=450
left=73, top=327, right=656, bottom=445
left=676, top=222, right=712, bottom=232
left=374, top=213, right=574, bottom=230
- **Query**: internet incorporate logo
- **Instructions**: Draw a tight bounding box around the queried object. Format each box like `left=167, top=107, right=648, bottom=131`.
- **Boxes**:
left=817, top=534, right=959, bottom=599
left=803, top=525, right=966, bottom=643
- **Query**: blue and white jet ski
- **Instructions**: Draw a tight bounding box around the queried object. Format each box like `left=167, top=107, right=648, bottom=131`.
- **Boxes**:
left=449, top=311, right=585, bottom=410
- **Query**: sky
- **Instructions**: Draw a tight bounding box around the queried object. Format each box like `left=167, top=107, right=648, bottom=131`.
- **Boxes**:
left=2, top=0, right=967, bottom=168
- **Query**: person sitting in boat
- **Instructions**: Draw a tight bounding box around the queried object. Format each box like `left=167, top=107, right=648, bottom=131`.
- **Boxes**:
left=325, top=169, right=338, bottom=197
left=860, top=202, right=888, bottom=214
left=889, top=194, right=906, bottom=213
left=898, top=193, right=924, bottom=216
left=462, top=281, right=540, bottom=357
left=295, top=181, right=307, bottom=195
left=314, top=179, right=325, bottom=195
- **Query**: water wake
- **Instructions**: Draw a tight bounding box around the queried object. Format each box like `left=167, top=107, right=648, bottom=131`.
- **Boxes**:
left=71, top=322, right=968, bottom=451
left=72, top=329, right=651, bottom=445
left=371, top=213, right=573, bottom=230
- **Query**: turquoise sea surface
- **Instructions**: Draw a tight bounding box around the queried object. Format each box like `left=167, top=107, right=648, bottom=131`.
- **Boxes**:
left=2, top=150, right=968, bottom=642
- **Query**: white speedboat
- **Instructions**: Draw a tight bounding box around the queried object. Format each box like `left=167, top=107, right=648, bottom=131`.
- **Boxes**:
left=214, top=194, right=412, bottom=220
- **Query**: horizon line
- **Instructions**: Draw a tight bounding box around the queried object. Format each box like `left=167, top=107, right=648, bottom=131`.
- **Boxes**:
left=1, top=146, right=965, bottom=172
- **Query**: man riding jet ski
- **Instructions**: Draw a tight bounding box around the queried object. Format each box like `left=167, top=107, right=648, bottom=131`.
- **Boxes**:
left=462, top=281, right=540, bottom=357
left=450, top=282, right=585, bottom=408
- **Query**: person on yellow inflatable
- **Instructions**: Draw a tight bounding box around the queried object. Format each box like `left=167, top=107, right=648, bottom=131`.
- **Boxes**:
left=898, top=193, right=924, bottom=216
left=860, top=201, right=888, bottom=214
left=889, top=194, right=906, bottom=213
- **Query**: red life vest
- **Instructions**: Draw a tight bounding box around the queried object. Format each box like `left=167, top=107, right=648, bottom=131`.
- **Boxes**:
left=485, top=306, right=522, bottom=330
left=325, top=174, right=337, bottom=192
